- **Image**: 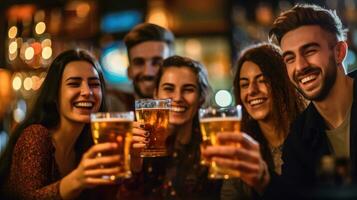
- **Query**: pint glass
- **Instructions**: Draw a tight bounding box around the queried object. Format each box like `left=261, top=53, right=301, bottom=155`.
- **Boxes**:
left=199, top=105, right=242, bottom=179
left=91, top=112, right=134, bottom=180
left=135, top=99, right=171, bottom=157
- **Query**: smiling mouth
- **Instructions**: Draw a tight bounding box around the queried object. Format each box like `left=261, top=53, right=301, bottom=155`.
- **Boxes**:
left=300, top=74, right=318, bottom=84
left=74, top=102, right=94, bottom=109
left=248, top=98, right=266, bottom=106
left=171, top=106, right=186, bottom=113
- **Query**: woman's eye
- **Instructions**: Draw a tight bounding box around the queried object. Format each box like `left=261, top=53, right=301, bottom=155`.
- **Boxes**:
left=90, top=82, right=101, bottom=87
left=240, top=83, right=248, bottom=88
left=67, top=82, right=80, bottom=87
left=163, top=87, right=173, bottom=91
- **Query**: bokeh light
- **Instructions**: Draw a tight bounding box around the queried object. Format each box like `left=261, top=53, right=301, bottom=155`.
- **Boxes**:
left=23, top=77, right=33, bottom=91
left=12, top=76, right=22, bottom=90
left=35, top=22, right=46, bottom=35
left=42, top=46, right=52, bottom=59
left=215, top=90, right=233, bottom=107
left=9, top=41, right=18, bottom=54
left=24, top=47, right=35, bottom=60
left=8, top=26, right=18, bottom=38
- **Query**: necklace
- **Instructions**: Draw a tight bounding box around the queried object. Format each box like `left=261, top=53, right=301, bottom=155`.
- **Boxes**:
left=270, top=144, right=283, bottom=175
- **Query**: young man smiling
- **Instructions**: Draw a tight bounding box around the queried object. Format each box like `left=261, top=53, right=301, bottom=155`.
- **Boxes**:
left=203, top=4, right=357, bottom=199
left=106, top=23, right=175, bottom=111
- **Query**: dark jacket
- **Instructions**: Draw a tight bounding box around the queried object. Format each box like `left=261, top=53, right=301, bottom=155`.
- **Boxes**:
left=262, top=75, right=357, bottom=199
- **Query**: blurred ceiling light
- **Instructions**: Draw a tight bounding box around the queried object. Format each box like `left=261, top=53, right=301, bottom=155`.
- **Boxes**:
left=256, top=4, right=273, bottom=26
left=7, top=5, right=36, bottom=22
left=8, top=26, right=18, bottom=38
left=24, top=47, right=35, bottom=60
left=41, top=38, right=52, bottom=47
left=42, top=47, right=52, bottom=59
left=35, top=22, right=46, bottom=35
left=9, top=41, right=18, bottom=54
left=13, top=107, right=25, bottom=123
left=76, top=2, right=90, bottom=18
left=215, top=90, right=233, bottom=107
left=24, top=77, right=33, bottom=91
left=31, top=76, right=41, bottom=90
left=185, top=39, right=202, bottom=59
left=147, top=0, right=169, bottom=28
left=12, top=75, right=22, bottom=90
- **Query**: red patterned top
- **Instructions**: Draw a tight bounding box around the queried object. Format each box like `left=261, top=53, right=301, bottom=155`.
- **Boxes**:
left=5, top=124, right=119, bottom=200
left=6, top=124, right=62, bottom=200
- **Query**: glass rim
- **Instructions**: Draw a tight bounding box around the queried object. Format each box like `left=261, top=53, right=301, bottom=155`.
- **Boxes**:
left=90, top=111, right=134, bottom=120
left=134, top=98, right=172, bottom=102
left=198, top=105, right=242, bottom=120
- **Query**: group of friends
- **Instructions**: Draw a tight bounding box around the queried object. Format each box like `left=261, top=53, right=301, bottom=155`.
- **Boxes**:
left=0, top=3, right=356, bottom=200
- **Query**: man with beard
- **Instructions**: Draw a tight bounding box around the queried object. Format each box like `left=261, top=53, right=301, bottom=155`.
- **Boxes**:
left=106, top=23, right=174, bottom=111
left=203, top=4, right=357, bottom=199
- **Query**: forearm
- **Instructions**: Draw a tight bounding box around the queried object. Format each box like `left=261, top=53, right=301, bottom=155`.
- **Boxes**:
left=59, top=170, right=84, bottom=200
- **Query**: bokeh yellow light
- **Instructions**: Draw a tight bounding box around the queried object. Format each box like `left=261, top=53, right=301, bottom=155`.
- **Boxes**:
left=9, top=41, right=18, bottom=54
left=76, top=3, right=90, bottom=18
left=24, top=77, right=33, bottom=91
left=24, top=47, right=35, bottom=60
left=8, top=26, right=18, bottom=38
left=35, top=22, right=46, bottom=35
left=42, top=46, right=52, bottom=59
left=41, top=38, right=52, bottom=47
left=12, top=76, right=22, bottom=90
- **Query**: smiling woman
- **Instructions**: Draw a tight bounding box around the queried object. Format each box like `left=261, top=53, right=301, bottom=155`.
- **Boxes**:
left=0, top=49, right=121, bottom=200
left=220, top=43, right=306, bottom=200
left=125, top=55, right=222, bottom=199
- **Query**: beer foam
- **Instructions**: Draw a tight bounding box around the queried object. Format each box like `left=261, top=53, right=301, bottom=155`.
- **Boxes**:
left=200, top=117, right=241, bottom=122
left=91, top=118, right=133, bottom=122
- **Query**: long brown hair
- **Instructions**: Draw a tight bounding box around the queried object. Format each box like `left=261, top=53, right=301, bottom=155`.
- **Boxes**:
left=233, top=43, right=305, bottom=138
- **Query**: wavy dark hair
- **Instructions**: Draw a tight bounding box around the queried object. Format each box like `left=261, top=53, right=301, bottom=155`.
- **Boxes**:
left=269, top=4, right=348, bottom=44
left=0, top=49, right=107, bottom=186
left=233, top=43, right=305, bottom=139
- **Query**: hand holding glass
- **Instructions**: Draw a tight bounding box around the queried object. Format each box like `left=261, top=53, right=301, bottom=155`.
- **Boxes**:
left=199, top=105, right=242, bottom=179
left=135, top=99, right=171, bottom=157
left=91, top=112, right=134, bottom=180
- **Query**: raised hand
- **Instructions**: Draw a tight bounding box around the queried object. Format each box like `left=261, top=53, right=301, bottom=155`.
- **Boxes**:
left=202, top=132, right=270, bottom=193
left=59, top=143, right=120, bottom=199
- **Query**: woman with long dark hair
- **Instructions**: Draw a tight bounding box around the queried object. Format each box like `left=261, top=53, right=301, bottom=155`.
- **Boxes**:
left=0, top=49, right=120, bottom=200
left=216, top=43, right=306, bottom=199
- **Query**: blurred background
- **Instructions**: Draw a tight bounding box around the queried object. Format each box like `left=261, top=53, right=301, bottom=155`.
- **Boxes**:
left=1, top=0, right=357, bottom=150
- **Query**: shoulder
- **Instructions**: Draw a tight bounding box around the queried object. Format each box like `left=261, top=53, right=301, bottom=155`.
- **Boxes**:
left=15, top=124, right=52, bottom=150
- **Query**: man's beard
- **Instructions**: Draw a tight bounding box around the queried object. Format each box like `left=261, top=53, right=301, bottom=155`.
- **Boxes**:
left=294, top=56, right=337, bottom=101
left=133, top=75, right=156, bottom=98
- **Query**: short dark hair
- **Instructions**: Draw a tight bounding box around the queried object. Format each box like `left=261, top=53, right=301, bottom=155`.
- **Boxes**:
left=156, top=55, right=212, bottom=106
left=124, top=23, right=175, bottom=55
left=269, top=4, right=347, bottom=44
left=233, top=43, right=305, bottom=137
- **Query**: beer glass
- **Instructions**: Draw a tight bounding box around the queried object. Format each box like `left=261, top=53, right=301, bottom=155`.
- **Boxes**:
left=91, top=112, right=134, bottom=180
left=199, top=105, right=242, bottom=179
left=135, top=99, right=171, bottom=157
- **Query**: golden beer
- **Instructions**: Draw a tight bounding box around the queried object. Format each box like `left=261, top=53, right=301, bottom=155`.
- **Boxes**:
left=199, top=106, right=242, bottom=179
left=135, top=108, right=170, bottom=157
left=91, top=112, right=134, bottom=180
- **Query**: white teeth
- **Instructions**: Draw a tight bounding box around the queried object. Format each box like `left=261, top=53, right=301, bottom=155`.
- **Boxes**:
left=171, top=106, right=186, bottom=112
left=249, top=99, right=264, bottom=106
left=300, top=75, right=316, bottom=84
left=75, top=102, right=93, bottom=108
